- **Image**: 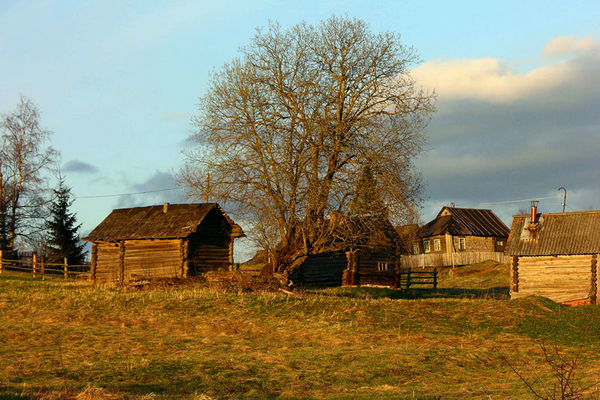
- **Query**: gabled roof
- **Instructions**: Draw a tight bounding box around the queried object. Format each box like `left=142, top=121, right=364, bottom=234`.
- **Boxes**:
left=82, top=203, right=244, bottom=242
left=507, top=210, right=600, bottom=256
left=419, top=207, right=510, bottom=238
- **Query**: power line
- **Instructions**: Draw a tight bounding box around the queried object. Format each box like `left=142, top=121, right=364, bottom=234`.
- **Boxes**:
left=477, top=194, right=560, bottom=206
left=74, top=187, right=179, bottom=199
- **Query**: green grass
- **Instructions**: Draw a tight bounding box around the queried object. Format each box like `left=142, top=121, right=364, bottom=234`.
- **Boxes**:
left=1, top=264, right=599, bottom=399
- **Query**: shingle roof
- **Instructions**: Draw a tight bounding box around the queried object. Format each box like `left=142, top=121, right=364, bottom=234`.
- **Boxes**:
left=507, top=211, right=600, bottom=256
left=419, top=207, right=510, bottom=238
left=82, top=203, right=244, bottom=242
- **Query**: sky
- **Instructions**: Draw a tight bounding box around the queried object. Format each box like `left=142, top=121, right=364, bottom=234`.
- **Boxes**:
left=1, top=0, right=599, bottom=261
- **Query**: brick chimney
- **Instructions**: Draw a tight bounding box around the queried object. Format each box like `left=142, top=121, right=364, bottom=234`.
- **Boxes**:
left=163, top=202, right=170, bottom=214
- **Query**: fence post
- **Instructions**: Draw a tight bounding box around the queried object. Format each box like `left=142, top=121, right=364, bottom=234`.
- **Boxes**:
left=64, top=257, right=68, bottom=280
left=0, top=249, right=3, bottom=274
left=406, top=267, right=411, bottom=289
left=40, top=255, right=44, bottom=278
left=433, top=268, right=438, bottom=290
left=32, top=252, right=37, bottom=278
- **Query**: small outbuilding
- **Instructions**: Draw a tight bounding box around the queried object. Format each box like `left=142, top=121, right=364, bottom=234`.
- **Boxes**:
left=82, top=203, right=244, bottom=284
left=507, top=207, right=600, bottom=305
left=288, top=215, right=405, bottom=287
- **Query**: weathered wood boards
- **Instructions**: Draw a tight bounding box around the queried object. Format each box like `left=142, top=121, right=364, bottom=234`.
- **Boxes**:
left=507, top=210, right=600, bottom=305
left=511, top=255, right=599, bottom=304
left=84, top=203, right=244, bottom=285
left=291, top=250, right=437, bottom=289
left=289, top=252, right=348, bottom=287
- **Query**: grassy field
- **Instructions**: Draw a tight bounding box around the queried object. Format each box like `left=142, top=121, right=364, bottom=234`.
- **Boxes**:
left=1, top=262, right=600, bottom=399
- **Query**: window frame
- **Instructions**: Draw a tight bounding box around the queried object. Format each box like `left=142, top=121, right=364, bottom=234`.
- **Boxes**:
left=433, top=238, right=441, bottom=252
left=424, top=239, right=431, bottom=253
left=458, top=236, right=466, bottom=250
left=413, top=242, right=420, bottom=255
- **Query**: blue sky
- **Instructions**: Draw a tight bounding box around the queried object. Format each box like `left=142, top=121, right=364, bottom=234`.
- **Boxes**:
left=2, top=1, right=599, bottom=260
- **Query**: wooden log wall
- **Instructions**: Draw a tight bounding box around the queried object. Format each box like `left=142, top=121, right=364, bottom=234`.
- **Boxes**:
left=511, top=255, right=593, bottom=304
left=95, top=243, right=121, bottom=284
left=90, top=244, right=98, bottom=282
left=590, top=254, right=597, bottom=304
left=94, top=239, right=183, bottom=284
left=289, top=252, right=347, bottom=287
left=123, top=239, right=182, bottom=281
left=355, top=252, right=396, bottom=286
left=187, top=209, right=232, bottom=274
left=511, top=256, right=519, bottom=292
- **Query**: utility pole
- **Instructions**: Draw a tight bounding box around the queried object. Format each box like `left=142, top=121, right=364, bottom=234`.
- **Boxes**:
left=205, top=171, right=210, bottom=203
left=558, top=187, right=567, bottom=213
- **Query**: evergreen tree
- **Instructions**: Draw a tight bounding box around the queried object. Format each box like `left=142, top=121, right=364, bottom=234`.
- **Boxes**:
left=45, top=178, right=86, bottom=264
left=349, top=166, right=388, bottom=217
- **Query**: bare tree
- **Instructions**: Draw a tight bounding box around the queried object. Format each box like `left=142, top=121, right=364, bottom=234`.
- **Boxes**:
left=182, top=16, right=435, bottom=270
left=0, top=96, right=57, bottom=253
left=505, top=342, right=597, bottom=400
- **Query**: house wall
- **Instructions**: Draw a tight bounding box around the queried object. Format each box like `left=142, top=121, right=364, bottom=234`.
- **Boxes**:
left=414, top=236, right=507, bottom=255
left=452, top=236, right=495, bottom=252
left=123, top=239, right=182, bottom=281
left=419, top=235, right=447, bottom=254
left=187, top=208, right=233, bottom=274
left=94, top=242, right=120, bottom=283
left=510, top=254, right=598, bottom=304
left=289, top=252, right=348, bottom=287
left=93, top=239, right=184, bottom=284
left=353, top=251, right=398, bottom=286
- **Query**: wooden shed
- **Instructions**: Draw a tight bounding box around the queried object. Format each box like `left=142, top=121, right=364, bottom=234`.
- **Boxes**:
left=288, top=215, right=403, bottom=287
left=82, top=203, right=244, bottom=284
left=507, top=208, right=600, bottom=305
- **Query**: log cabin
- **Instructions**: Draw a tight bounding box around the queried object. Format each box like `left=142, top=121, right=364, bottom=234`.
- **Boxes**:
left=412, top=206, right=509, bottom=259
left=82, top=203, right=244, bottom=285
left=288, top=215, right=405, bottom=287
left=507, top=205, right=600, bottom=305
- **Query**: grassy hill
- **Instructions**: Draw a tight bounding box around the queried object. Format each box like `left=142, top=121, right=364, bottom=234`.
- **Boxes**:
left=1, top=263, right=599, bottom=399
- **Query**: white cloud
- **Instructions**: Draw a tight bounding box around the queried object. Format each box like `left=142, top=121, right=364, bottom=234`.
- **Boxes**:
left=411, top=35, right=600, bottom=103
left=412, top=57, right=574, bottom=103
left=543, top=35, right=599, bottom=58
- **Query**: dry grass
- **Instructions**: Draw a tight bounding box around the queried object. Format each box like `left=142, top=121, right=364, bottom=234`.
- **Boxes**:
left=1, top=266, right=599, bottom=399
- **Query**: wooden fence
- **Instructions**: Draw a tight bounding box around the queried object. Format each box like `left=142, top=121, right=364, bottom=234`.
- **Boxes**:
left=0, top=251, right=89, bottom=280
left=400, top=251, right=509, bottom=269
left=344, top=267, right=438, bottom=290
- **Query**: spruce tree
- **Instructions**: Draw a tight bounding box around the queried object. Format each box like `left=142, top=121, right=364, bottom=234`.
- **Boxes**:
left=349, top=166, right=388, bottom=217
left=45, top=178, right=86, bottom=264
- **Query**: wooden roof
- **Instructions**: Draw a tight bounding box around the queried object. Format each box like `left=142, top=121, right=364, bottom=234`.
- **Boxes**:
left=507, top=211, right=600, bottom=256
left=82, top=203, right=244, bottom=242
left=318, top=214, right=401, bottom=253
left=419, top=207, right=510, bottom=238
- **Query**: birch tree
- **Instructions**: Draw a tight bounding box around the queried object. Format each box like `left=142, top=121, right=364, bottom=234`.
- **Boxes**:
left=182, top=16, right=435, bottom=268
left=0, top=96, right=56, bottom=253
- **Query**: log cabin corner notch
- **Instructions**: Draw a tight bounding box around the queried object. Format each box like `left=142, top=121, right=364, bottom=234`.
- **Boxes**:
left=82, top=203, right=244, bottom=284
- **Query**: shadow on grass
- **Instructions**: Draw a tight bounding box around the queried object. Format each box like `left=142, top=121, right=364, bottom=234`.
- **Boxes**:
left=0, top=388, right=33, bottom=400
left=306, top=286, right=510, bottom=300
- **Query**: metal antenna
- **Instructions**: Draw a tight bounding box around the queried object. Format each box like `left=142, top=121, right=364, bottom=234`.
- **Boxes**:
left=558, top=187, right=567, bottom=213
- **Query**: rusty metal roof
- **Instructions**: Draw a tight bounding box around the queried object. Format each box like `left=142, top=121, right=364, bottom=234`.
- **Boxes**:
left=419, top=207, right=510, bottom=238
left=82, top=203, right=244, bottom=242
left=507, top=211, right=600, bottom=256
